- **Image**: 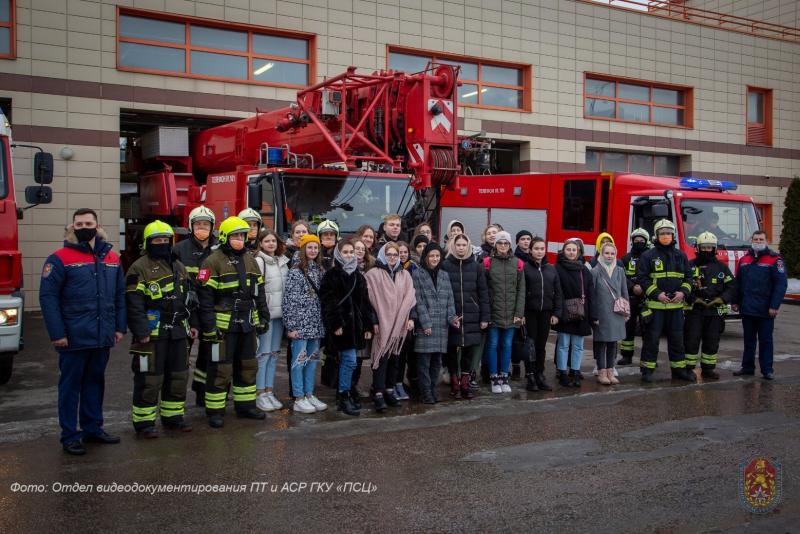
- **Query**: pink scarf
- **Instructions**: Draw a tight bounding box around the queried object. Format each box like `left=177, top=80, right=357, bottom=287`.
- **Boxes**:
left=364, top=267, right=416, bottom=368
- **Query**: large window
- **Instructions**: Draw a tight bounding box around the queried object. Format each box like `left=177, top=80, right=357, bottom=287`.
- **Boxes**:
left=0, top=0, right=14, bottom=59
left=117, top=8, right=314, bottom=87
left=388, top=46, right=531, bottom=112
left=562, top=180, right=596, bottom=231
left=746, top=86, right=772, bottom=146
left=584, top=73, right=692, bottom=127
left=586, top=149, right=681, bottom=176
left=681, top=199, right=759, bottom=250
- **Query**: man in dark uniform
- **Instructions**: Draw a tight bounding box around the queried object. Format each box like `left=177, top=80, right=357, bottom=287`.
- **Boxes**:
left=618, top=228, right=649, bottom=365
left=173, top=205, right=217, bottom=406
left=126, top=220, right=196, bottom=437
left=637, top=219, right=695, bottom=383
left=197, top=216, right=270, bottom=428
left=683, top=231, right=735, bottom=380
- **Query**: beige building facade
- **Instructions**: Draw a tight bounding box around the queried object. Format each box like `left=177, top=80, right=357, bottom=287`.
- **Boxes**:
left=1, top=0, right=798, bottom=307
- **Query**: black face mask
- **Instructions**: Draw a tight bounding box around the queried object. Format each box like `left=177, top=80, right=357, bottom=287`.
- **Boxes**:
left=148, top=243, right=173, bottom=262
left=631, top=241, right=647, bottom=254
left=697, top=250, right=716, bottom=263
left=74, top=227, right=97, bottom=243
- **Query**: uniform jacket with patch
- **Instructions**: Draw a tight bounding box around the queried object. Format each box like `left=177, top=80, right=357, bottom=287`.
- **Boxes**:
left=734, top=248, right=788, bottom=317
left=126, top=254, right=193, bottom=341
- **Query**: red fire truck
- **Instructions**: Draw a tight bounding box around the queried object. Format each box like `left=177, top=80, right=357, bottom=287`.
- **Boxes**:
left=439, top=172, right=760, bottom=268
left=0, top=110, right=54, bottom=384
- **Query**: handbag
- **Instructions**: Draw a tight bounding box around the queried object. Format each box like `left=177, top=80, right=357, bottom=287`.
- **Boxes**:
left=511, top=325, right=535, bottom=364
left=563, top=270, right=586, bottom=322
left=602, top=276, right=630, bottom=317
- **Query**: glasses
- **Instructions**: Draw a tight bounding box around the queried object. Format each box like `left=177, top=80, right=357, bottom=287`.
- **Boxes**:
left=385, top=252, right=399, bottom=257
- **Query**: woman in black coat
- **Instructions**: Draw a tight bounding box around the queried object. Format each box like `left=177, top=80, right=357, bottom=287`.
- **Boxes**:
left=442, top=234, right=490, bottom=399
left=553, top=239, right=595, bottom=388
left=320, top=239, right=377, bottom=416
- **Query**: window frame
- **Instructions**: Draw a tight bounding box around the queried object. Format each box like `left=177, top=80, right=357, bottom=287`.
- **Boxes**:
left=116, top=7, right=316, bottom=89
left=0, top=0, right=15, bottom=60
left=746, top=86, right=773, bottom=147
left=586, top=149, right=682, bottom=176
left=583, top=72, right=693, bottom=129
left=386, top=45, right=531, bottom=112
left=754, top=203, right=773, bottom=242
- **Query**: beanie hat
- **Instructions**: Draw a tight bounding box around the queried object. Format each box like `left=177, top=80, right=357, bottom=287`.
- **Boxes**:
left=495, top=231, right=512, bottom=244
left=298, top=234, right=321, bottom=249
left=413, top=235, right=430, bottom=248
left=515, top=229, right=533, bottom=243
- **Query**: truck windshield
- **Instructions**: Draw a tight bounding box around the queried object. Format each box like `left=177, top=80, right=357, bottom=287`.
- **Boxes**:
left=282, top=173, right=414, bottom=234
left=681, top=199, right=759, bottom=249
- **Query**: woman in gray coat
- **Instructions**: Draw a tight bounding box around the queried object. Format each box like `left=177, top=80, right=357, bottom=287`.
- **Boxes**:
left=412, top=243, right=459, bottom=404
left=590, top=242, right=630, bottom=385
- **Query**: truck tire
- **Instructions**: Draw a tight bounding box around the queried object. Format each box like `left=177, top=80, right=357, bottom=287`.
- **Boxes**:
left=0, top=353, right=13, bottom=385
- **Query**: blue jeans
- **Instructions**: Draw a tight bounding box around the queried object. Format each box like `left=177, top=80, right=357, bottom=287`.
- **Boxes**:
left=486, top=326, right=515, bottom=375
left=256, top=319, right=284, bottom=390
left=338, top=348, right=358, bottom=393
left=58, top=348, right=110, bottom=444
left=290, top=338, right=321, bottom=398
left=556, top=332, right=584, bottom=371
left=741, top=315, right=775, bottom=375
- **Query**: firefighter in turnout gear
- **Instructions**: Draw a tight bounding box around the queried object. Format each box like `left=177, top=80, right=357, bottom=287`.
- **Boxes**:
left=238, top=208, right=263, bottom=252
left=126, top=221, right=197, bottom=437
left=197, top=216, right=269, bottom=428
left=637, top=219, right=696, bottom=383
left=683, top=232, right=735, bottom=380
left=618, top=228, right=650, bottom=365
left=173, top=205, right=217, bottom=407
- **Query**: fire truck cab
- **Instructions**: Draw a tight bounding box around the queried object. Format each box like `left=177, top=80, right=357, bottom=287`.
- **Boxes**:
left=440, top=172, right=759, bottom=271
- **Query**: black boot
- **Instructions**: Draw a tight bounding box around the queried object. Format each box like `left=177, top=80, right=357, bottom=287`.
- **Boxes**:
left=195, top=391, right=205, bottom=407
left=534, top=372, right=552, bottom=391
left=570, top=370, right=582, bottom=388
left=617, top=355, right=633, bottom=366
left=337, top=391, right=360, bottom=416
left=237, top=407, right=267, bottom=420
left=557, top=370, right=570, bottom=387
left=373, top=392, right=387, bottom=412
left=511, top=363, right=521, bottom=380
left=460, top=373, right=474, bottom=399
left=349, top=388, right=362, bottom=410
left=641, top=369, right=654, bottom=383
left=384, top=389, right=400, bottom=407
left=525, top=373, right=538, bottom=392
left=450, top=374, right=462, bottom=399
left=208, top=415, right=224, bottom=428
left=672, top=368, right=697, bottom=382
left=701, top=368, right=720, bottom=380
left=163, top=418, right=193, bottom=432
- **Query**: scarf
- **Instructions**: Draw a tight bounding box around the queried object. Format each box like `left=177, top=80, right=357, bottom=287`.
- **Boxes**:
left=376, top=244, right=402, bottom=275
left=364, top=267, right=416, bottom=368
left=334, top=245, right=358, bottom=274
left=601, top=257, right=616, bottom=278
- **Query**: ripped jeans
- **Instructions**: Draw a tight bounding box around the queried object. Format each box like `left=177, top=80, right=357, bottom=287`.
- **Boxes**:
left=290, top=338, right=321, bottom=398
left=256, top=319, right=284, bottom=391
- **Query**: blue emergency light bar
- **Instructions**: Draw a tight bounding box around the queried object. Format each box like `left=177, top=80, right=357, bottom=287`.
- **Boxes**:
left=679, top=177, right=738, bottom=191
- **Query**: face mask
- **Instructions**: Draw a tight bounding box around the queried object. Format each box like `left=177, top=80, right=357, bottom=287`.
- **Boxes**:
left=752, top=243, right=767, bottom=252
left=74, top=227, right=97, bottom=243
left=658, top=234, right=673, bottom=246
left=631, top=241, right=647, bottom=254
left=229, top=239, right=245, bottom=252
left=697, top=250, right=715, bottom=262
left=149, top=243, right=172, bottom=261
left=194, top=228, right=210, bottom=242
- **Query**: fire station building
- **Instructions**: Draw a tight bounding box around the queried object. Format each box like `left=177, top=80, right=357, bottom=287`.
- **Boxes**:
left=1, top=0, right=798, bottom=306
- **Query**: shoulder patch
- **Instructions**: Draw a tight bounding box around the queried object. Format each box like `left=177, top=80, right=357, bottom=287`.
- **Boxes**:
left=42, top=263, right=53, bottom=278
left=777, top=259, right=785, bottom=273
left=197, top=268, right=210, bottom=283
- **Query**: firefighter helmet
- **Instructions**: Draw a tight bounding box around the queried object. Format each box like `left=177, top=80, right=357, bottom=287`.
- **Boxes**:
left=696, top=231, right=718, bottom=247
left=237, top=208, right=262, bottom=223
left=142, top=220, right=174, bottom=250
left=630, top=228, right=650, bottom=242
left=653, top=219, right=676, bottom=235
left=316, top=219, right=340, bottom=237
left=188, top=205, right=215, bottom=228
left=218, top=216, right=250, bottom=244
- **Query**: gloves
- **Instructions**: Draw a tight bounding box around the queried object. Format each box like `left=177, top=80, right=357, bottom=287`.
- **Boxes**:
left=256, top=322, right=269, bottom=336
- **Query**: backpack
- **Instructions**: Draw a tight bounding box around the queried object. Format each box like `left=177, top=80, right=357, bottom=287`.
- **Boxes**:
left=483, top=256, right=524, bottom=272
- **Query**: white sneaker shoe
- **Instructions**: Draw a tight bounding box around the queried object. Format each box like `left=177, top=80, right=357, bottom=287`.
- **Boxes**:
left=490, top=376, right=502, bottom=394
left=256, top=393, right=275, bottom=412
left=592, top=366, right=599, bottom=376
left=501, top=381, right=512, bottom=393
left=307, top=395, right=328, bottom=411
left=266, top=392, right=283, bottom=410
left=612, top=367, right=619, bottom=377
left=293, top=397, right=315, bottom=414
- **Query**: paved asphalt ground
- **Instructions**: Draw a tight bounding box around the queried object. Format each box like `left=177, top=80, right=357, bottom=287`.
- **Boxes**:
left=1, top=307, right=798, bottom=533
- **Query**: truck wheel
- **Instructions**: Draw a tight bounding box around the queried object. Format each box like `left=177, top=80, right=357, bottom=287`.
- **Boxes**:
left=0, top=354, right=13, bottom=385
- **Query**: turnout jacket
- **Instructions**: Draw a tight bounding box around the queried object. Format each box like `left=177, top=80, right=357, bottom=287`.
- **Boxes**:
left=126, top=255, right=193, bottom=341
left=637, top=243, right=693, bottom=310
left=686, top=257, right=735, bottom=316
left=197, top=246, right=269, bottom=336
left=39, top=228, right=126, bottom=352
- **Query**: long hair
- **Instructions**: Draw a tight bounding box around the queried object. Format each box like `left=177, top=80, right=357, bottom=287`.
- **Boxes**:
left=355, top=224, right=376, bottom=240
left=290, top=219, right=310, bottom=241
left=257, top=228, right=286, bottom=257
left=353, top=238, right=375, bottom=271
left=296, top=239, right=322, bottom=275
left=481, top=223, right=503, bottom=245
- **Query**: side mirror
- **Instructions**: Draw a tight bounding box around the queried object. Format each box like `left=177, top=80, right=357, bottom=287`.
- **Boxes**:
left=25, top=185, right=53, bottom=205
left=247, top=176, right=262, bottom=210
left=34, top=152, right=54, bottom=184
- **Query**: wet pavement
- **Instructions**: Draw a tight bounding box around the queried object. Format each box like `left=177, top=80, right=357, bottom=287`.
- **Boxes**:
left=1, top=308, right=799, bottom=533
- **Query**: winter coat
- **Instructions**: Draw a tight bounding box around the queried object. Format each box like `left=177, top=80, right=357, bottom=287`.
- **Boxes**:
left=255, top=252, right=289, bottom=319
left=590, top=264, right=629, bottom=342
left=554, top=254, right=594, bottom=336
left=39, top=228, right=127, bottom=352
left=517, top=249, right=563, bottom=315
left=411, top=268, right=456, bottom=354
left=282, top=263, right=325, bottom=339
left=320, top=266, right=377, bottom=351
left=687, top=257, right=735, bottom=316
left=484, top=253, right=525, bottom=329
left=734, top=248, right=788, bottom=318
left=637, top=243, right=692, bottom=310
left=441, top=253, right=490, bottom=347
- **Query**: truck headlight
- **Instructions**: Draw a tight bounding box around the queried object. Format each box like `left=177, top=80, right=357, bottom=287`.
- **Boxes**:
left=0, top=308, right=18, bottom=326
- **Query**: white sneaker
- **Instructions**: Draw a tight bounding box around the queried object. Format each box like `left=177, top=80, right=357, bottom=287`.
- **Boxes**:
left=490, top=376, right=502, bottom=394
left=592, top=366, right=599, bottom=376
left=307, top=395, right=328, bottom=412
left=612, top=367, right=619, bottom=377
left=501, top=381, right=512, bottom=393
left=266, top=392, right=283, bottom=410
left=256, top=393, right=275, bottom=412
left=293, top=397, right=315, bottom=414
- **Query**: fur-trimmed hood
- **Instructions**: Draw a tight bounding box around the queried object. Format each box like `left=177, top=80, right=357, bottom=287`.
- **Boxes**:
left=64, top=225, right=110, bottom=244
